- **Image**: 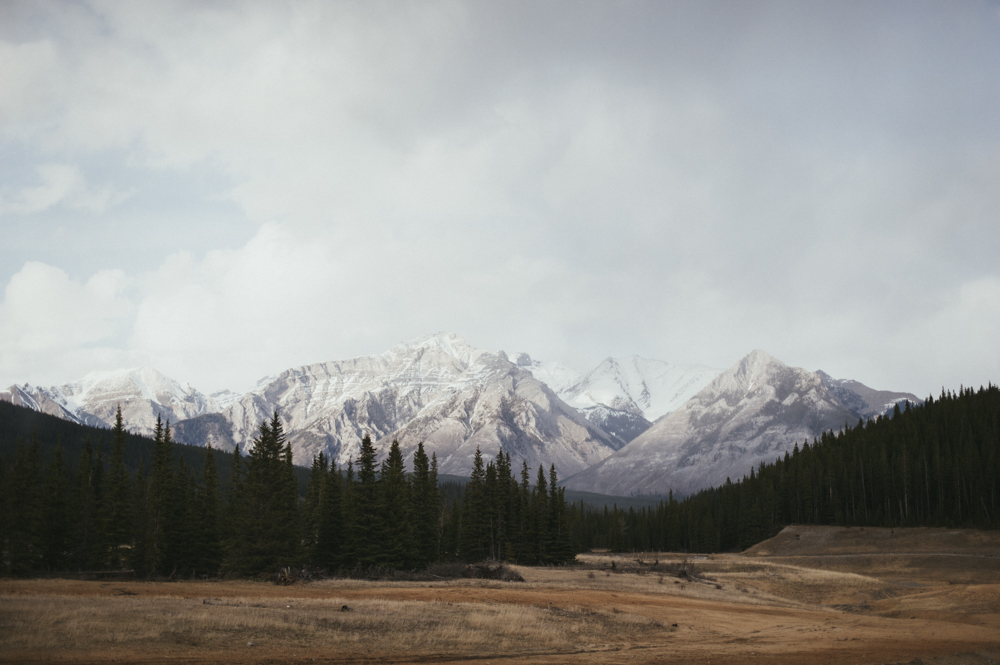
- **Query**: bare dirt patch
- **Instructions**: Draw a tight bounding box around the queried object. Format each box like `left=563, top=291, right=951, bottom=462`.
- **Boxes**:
left=2, top=526, right=999, bottom=664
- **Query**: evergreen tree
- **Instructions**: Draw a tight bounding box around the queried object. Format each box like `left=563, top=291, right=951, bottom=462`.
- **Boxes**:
left=379, top=440, right=414, bottom=569
left=546, top=465, right=574, bottom=564
left=314, top=458, right=343, bottom=570
left=41, top=445, right=72, bottom=572
left=195, top=447, right=223, bottom=576
left=303, top=453, right=328, bottom=565
left=3, top=437, right=43, bottom=575
left=148, top=416, right=175, bottom=575
left=71, top=438, right=100, bottom=569
left=348, top=435, right=384, bottom=568
left=130, top=461, right=153, bottom=576
left=235, top=411, right=300, bottom=574
left=411, top=443, right=439, bottom=567
left=459, top=447, right=487, bottom=561
left=530, top=465, right=549, bottom=564
left=99, top=406, right=134, bottom=569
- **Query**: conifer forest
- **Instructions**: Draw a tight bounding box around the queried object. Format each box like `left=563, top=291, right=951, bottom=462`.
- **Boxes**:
left=0, top=385, right=997, bottom=577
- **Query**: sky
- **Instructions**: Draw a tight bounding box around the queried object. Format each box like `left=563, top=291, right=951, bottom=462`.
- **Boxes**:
left=1, top=1, right=999, bottom=397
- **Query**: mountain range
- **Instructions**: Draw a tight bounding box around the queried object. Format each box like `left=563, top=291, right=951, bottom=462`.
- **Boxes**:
left=1, top=333, right=920, bottom=496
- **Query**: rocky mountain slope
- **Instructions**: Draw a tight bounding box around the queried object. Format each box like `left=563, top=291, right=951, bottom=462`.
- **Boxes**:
left=0, top=368, right=218, bottom=435
left=517, top=354, right=720, bottom=442
left=173, top=333, right=624, bottom=476
left=563, top=350, right=920, bottom=497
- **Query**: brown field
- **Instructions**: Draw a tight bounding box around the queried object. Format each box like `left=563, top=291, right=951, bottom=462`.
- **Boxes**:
left=2, top=526, right=999, bottom=664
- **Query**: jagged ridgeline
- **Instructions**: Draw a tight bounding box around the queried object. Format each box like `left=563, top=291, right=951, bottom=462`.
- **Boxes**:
left=575, top=385, right=1000, bottom=553
left=0, top=400, right=575, bottom=577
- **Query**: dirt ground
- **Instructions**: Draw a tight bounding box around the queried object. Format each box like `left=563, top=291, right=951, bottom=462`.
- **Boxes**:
left=2, top=526, right=999, bottom=665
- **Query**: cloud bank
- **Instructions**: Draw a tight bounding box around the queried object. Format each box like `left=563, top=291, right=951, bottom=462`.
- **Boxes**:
left=0, top=1, right=998, bottom=396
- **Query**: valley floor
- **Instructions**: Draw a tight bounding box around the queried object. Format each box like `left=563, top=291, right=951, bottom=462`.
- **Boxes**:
left=2, top=526, right=999, bottom=665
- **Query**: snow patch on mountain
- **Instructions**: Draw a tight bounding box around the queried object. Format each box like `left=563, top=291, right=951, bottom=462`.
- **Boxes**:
left=174, top=333, right=624, bottom=477
left=1, top=367, right=220, bottom=434
left=563, top=350, right=865, bottom=497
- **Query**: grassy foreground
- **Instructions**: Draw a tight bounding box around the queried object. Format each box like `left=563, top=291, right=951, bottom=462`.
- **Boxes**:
left=2, top=526, right=999, bottom=664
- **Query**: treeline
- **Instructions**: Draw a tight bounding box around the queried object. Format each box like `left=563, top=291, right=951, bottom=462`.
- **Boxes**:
left=573, top=385, right=1000, bottom=553
left=0, top=406, right=573, bottom=577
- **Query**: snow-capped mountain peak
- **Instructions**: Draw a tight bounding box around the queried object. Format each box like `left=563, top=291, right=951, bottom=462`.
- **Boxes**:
left=1, top=367, right=219, bottom=434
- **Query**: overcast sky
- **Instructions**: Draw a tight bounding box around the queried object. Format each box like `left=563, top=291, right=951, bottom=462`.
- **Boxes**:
left=1, top=1, right=998, bottom=397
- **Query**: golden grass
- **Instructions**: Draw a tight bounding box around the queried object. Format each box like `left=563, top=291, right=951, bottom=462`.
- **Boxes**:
left=0, top=590, right=664, bottom=657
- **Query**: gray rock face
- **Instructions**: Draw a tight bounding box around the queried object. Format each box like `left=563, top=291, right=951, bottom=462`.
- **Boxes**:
left=816, top=371, right=921, bottom=420
left=519, top=355, right=721, bottom=443
left=1, top=368, right=219, bottom=435
left=176, top=333, right=625, bottom=476
left=563, top=350, right=911, bottom=497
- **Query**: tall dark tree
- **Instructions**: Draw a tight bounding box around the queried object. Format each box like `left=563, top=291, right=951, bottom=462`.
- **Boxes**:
left=195, top=447, right=223, bottom=575
left=230, top=411, right=300, bottom=574
left=71, top=438, right=100, bottom=569
left=348, top=435, right=383, bottom=568
left=3, top=437, right=43, bottom=575
left=379, top=440, right=414, bottom=569
left=41, top=445, right=72, bottom=572
left=314, top=458, right=344, bottom=570
left=100, top=406, right=134, bottom=569
left=459, top=447, right=487, bottom=562
left=411, top=443, right=439, bottom=567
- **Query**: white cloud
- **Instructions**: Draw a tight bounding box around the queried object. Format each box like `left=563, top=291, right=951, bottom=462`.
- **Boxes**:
left=1, top=3, right=999, bottom=397
left=0, top=262, right=135, bottom=386
left=0, top=163, right=132, bottom=215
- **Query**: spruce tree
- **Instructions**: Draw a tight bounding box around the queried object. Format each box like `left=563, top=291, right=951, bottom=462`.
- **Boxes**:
left=411, top=443, right=439, bottom=567
left=130, top=461, right=153, bottom=576
left=303, top=453, right=328, bottom=566
left=379, top=440, right=414, bottom=569
left=148, top=416, right=174, bottom=574
left=4, top=437, right=43, bottom=575
left=546, top=465, right=574, bottom=564
left=531, top=465, right=549, bottom=564
left=459, top=447, right=487, bottom=562
left=41, top=445, right=72, bottom=572
left=222, top=446, right=248, bottom=574
left=315, top=458, right=344, bottom=570
left=348, top=435, right=384, bottom=569
left=100, top=406, right=134, bottom=569
left=237, top=412, right=300, bottom=574
left=72, top=438, right=99, bottom=569
left=196, top=447, right=223, bottom=576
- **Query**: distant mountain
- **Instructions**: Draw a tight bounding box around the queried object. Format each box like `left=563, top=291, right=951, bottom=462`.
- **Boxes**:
left=816, top=371, right=920, bottom=420
left=517, top=354, right=720, bottom=442
left=563, top=350, right=921, bottom=497
left=174, top=333, right=625, bottom=477
left=0, top=368, right=219, bottom=435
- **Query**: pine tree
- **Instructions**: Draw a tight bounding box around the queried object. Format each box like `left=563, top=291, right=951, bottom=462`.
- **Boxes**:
left=99, top=406, right=134, bottom=569
left=459, top=447, right=487, bottom=562
left=130, top=461, right=153, bottom=576
left=222, top=446, right=248, bottom=574
left=315, top=459, right=344, bottom=570
left=411, top=443, right=439, bottom=567
left=546, top=465, right=574, bottom=564
left=195, top=447, right=223, bottom=576
left=349, top=435, right=384, bottom=569
left=148, top=416, right=176, bottom=575
left=4, top=437, right=43, bottom=575
left=531, top=465, right=549, bottom=564
left=303, top=453, right=328, bottom=565
left=379, top=440, right=414, bottom=569
left=71, top=438, right=99, bottom=570
left=41, top=445, right=72, bottom=572
left=237, top=411, right=301, bottom=574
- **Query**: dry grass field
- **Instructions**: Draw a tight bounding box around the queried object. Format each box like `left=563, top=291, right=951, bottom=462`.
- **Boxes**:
left=2, top=526, right=999, bottom=664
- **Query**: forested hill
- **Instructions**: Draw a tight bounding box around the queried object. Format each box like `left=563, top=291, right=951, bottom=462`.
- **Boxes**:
left=574, top=384, right=1000, bottom=553
left=0, top=399, right=309, bottom=491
